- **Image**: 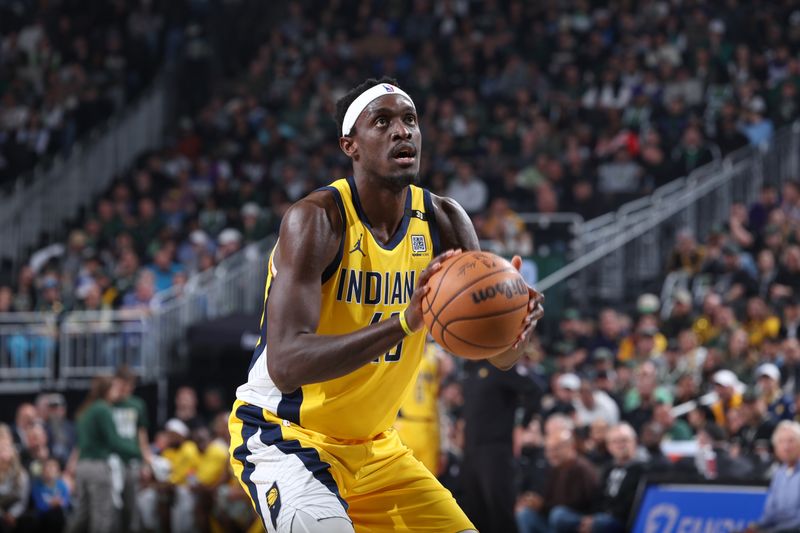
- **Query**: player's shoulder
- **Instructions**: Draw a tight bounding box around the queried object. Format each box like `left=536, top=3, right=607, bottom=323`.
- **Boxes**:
left=281, top=188, right=344, bottom=241
left=426, top=192, right=477, bottom=250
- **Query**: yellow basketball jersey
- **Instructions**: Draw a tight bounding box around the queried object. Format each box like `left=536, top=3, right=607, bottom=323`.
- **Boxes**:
left=235, top=177, right=441, bottom=441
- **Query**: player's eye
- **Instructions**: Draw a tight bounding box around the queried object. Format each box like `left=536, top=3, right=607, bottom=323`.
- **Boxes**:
left=375, top=117, right=388, bottom=127
left=405, top=115, right=417, bottom=125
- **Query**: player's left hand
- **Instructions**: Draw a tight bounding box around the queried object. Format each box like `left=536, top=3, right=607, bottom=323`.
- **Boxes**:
left=510, top=255, right=544, bottom=349
left=488, top=255, right=544, bottom=370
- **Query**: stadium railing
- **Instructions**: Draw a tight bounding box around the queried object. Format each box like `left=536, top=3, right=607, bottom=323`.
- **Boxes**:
left=0, top=73, right=168, bottom=274
left=536, top=121, right=800, bottom=309
left=0, top=313, right=58, bottom=390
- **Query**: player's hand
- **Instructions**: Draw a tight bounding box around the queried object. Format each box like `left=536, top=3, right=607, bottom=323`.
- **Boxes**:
left=405, top=249, right=462, bottom=331
left=511, top=255, right=544, bottom=349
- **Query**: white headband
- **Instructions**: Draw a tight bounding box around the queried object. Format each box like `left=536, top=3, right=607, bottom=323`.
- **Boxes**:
left=341, top=83, right=414, bottom=136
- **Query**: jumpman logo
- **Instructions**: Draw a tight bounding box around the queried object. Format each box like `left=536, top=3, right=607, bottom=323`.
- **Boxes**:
left=350, top=233, right=366, bottom=256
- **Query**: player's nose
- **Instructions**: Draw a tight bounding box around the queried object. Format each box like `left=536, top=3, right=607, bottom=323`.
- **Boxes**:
left=390, top=120, right=412, bottom=140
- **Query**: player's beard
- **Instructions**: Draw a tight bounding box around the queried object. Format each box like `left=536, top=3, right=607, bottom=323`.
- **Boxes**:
left=383, top=171, right=419, bottom=192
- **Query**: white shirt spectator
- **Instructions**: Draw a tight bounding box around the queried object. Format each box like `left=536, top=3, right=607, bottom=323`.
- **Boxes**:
left=574, top=390, right=621, bottom=427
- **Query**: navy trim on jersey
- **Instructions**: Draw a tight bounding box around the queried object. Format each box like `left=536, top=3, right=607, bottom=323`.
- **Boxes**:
left=233, top=404, right=268, bottom=530
left=422, top=189, right=442, bottom=256
left=248, top=283, right=273, bottom=373
left=316, top=185, right=347, bottom=284
left=236, top=403, right=349, bottom=512
left=346, top=176, right=412, bottom=251
left=276, top=388, right=302, bottom=425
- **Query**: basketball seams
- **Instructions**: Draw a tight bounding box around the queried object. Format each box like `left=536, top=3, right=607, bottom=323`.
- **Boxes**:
left=425, top=252, right=473, bottom=314
left=444, top=300, right=529, bottom=326
left=442, top=302, right=529, bottom=351
left=431, top=267, right=519, bottom=324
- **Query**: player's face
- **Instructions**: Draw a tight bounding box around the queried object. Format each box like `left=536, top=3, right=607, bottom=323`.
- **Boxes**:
left=347, top=94, right=421, bottom=190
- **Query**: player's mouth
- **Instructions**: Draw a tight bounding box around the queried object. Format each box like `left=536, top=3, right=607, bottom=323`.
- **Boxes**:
left=390, top=143, right=417, bottom=167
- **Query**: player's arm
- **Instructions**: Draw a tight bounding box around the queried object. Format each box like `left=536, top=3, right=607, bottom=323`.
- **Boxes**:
left=266, top=192, right=454, bottom=393
left=432, top=195, right=545, bottom=370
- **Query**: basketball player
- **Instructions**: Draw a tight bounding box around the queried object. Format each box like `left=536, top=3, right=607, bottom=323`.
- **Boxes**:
left=229, top=77, right=545, bottom=533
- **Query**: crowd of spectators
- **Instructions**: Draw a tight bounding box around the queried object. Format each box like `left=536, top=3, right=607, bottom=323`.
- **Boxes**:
left=3, top=0, right=800, bottom=318
left=0, top=0, right=192, bottom=186
left=0, top=370, right=258, bottom=533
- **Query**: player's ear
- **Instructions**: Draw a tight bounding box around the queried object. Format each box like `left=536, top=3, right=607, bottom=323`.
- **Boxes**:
left=339, top=136, right=357, bottom=159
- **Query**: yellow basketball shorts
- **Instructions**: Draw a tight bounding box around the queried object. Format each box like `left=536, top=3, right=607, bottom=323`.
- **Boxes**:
left=229, top=400, right=473, bottom=533
left=394, top=419, right=440, bottom=476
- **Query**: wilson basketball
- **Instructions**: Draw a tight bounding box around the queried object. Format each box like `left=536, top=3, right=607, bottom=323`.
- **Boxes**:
left=422, top=251, right=529, bottom=359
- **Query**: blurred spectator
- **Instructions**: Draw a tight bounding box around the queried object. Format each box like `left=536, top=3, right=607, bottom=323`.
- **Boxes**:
left=159, top=418, right=199, bottom=533
left=574, top=378, right=620, bottom=428
left=747, top=421, right=800, bottom=532
left=757, top=364, right=794, bottom=422
left=694, top=422, right=753, bottom=480
left=173, top=386, right=204, bottom=431
left=549, top=423, right=645, bottom=533
left=780, top=298, right=800, bottom=340
left=30, top=457, right=70, bottom=533
left=711, top=370, right=745, bottom=427
left=740, top=97, right=775, bottom=148
left=111, top=366, right=150, bottom=533
left=68, top=376, right=140, bottom=533
left=0, top=438, right=29, bottom=533
left=10, top=404, right=37, bottom=455
left=216, top=228, right=242, bottom=262
left=445, top=162, right=488, bottom=215
left=517, top=429, right=598, bottom=533
left=671, top=126, right=714, bottom=176
left=42, top=394, right=74, bottom=467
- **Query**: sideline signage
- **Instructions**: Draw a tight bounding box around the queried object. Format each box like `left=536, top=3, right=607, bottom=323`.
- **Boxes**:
left=632, top=482, right=768, bottom=533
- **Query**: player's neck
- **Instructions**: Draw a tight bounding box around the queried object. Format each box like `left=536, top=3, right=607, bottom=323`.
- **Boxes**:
left=352, top=173, right=408, bottom=245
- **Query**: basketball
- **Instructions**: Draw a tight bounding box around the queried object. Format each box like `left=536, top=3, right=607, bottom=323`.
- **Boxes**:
left=422, top=251, right=529, bottom=360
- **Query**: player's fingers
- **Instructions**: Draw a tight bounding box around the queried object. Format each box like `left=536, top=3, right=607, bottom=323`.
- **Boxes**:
left=511, top=255, right=522, bottom=271
left=530, top=287, right=545, bottom=304
left=419, top=249, right=461, bottom=285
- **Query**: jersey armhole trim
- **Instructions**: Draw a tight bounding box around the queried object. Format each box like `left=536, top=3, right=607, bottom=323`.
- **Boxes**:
left=316, top=186, right=346, bottom=284
left=422, top=189, right=442, bottom=256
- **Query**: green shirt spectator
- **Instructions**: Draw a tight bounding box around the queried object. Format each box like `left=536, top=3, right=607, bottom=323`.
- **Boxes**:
left=76, top=400, right=140, bottom=462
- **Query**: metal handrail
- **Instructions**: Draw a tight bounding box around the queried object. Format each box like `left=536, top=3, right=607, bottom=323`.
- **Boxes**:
left=537, top=122, right=800, bottom=301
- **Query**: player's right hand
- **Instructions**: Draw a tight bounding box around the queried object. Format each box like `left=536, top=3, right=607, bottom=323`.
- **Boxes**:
left=404, top=249, right=462, bottom=331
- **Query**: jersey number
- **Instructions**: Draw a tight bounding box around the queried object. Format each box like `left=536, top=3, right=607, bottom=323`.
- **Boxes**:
left=371, top=312, right=403, bottom=363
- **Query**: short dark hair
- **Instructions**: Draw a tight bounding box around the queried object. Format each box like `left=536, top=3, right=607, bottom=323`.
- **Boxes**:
left=335, top=76, right=400, bottom=137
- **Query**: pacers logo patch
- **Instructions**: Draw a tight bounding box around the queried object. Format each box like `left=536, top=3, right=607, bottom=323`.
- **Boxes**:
left=411, top=235, right=427, bottom=255
left=266, top=482, right=281, bottom=529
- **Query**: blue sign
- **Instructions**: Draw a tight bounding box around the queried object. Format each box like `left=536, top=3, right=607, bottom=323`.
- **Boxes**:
left=633, top=483, right=768, bottom=533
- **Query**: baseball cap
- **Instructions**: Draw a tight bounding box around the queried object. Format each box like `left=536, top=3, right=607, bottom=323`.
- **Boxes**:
left=592, top=347, right=614, bottom=362
left=756, top=363, right=781, bottom=382
left=164, top=418, right=189, bottom=438
left=241, top=202, right=261, bottom=217
left=713, top=369, right=739, bottom=388
left=637, top=293, right=660, bottom=314
left=218, top=228, right=242, bottom=246
left=557, top=373, right=581, bottom=391
left=748, top=96, right=766, bottom=114
left=189, top=230, right=210, bottom=246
